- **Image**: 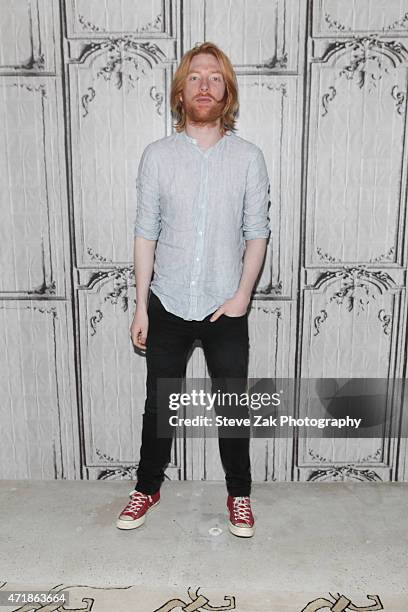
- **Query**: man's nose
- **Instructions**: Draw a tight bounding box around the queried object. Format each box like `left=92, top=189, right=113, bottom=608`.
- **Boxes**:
left=199, top=78, right=209, bottom=91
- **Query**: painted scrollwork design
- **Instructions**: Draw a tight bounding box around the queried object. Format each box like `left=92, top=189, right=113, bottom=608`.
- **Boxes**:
left=325, top=268, right=393, bottom=313
left=81, top=86, right=95, bottom=118
left=95, top=39, right=164, bottom=89
left=369, top=246, right=395, bottom=263
left=90, top=308, right=103, bottom=336
left=312, top=267, right=396, bottom=336
left=378, top=309, right=392, bottom=335
left=316, top=246, right=338, bottom=263
left=79, top=37, right=166, bottom=116
left=308, top=446, right=382, bottom=463
left=96, top=448, right=137, bottom=480
left=317, top=267, right=394, bottom=302
left=313, top=309, right=328, bottom=336
left=307, top=465, right=382, bottom=482
left=11, top=82, right=47, bottom=97
left=323, top=8, right=408, bottom=33
left=22, top=305, right=58, bottom=318
left=251, top=81, right=287, bottom=96
left=86, top=258, right=135, bottom=336
left=256, top=279, right=283, bottom=296
left=22, top=53, right=45, bottom=71
left=324, top=12, right=351, bottom=33
left=134, top=13, right=163, bottom=34
left=28, top=280, right=56, bottom=295
left=329, top=281, right=375, bottom=312
left=321, top=86, right=336, bottom=117
left=391, top=85, right=406, bottom=116
left=320, top=36, right=408, bottom=115
left=78, top=14, right=105, bottom=33
left=386, top=11, right=408, bottom=31
left=78, top=12, right=162, bottom=34
left=95, top=447, right=173, bottom=481
left=87, top=246, right=112, bottom=263
left=316, top=245, right=395, bottom=264
left=338, top=52, right=386, bottom=91
left=258, top=52, right=288, bottom=70
left=150, top=85, right=164, bottom=116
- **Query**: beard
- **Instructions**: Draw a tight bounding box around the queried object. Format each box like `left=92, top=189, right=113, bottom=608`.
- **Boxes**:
left=182, top=94, right=226, bottom=127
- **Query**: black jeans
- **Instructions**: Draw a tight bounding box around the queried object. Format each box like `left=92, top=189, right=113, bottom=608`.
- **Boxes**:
left=135, top=290, right=251, bottom=497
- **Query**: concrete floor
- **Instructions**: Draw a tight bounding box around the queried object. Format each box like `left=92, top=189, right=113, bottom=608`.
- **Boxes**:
left=0, top=480, right=407, bottom=596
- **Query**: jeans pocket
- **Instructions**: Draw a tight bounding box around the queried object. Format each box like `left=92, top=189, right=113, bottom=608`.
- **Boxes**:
left=223, top=312, right=248, bottom=319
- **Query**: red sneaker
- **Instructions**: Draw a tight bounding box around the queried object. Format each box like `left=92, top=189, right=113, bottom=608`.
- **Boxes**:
left=227, top=495, right=255, bottom=537
left=116, top=489, right=160, bottom=530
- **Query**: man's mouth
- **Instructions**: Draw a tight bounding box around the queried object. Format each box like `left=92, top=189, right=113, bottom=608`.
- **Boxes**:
left=196, top=97, right=213, bottom=102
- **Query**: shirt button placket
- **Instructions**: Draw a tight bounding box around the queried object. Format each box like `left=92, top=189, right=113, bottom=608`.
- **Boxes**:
left=189, top=141, right=206, bottom=318
left=190, top=151, right=208, bottom=319
left=195, top=154, right=208, bottom=318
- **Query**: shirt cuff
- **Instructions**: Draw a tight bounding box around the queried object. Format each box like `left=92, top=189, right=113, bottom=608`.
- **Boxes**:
left=134, top=227, right=160, bottom=240
left=243, top=229, right=270, bottom=240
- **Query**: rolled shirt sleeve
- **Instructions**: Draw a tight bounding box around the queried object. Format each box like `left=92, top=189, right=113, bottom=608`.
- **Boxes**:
left=133, top=144, right=161, bottom=240
left=243, top=148, right=271, bottom=241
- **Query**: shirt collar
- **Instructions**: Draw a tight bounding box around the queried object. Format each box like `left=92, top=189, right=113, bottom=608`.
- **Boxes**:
left=179, top=129, right=231, bottom=150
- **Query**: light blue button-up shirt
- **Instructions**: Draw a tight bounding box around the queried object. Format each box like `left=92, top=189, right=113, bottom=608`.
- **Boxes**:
left=134, top=129, right=271, bottom=321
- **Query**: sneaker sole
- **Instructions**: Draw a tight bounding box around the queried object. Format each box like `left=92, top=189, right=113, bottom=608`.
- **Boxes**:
left=116, top=499, right=160, bottom=530
left=228, top=520, right=255, bottom=538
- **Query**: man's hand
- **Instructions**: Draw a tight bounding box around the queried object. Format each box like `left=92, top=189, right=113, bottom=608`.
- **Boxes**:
left=130, top=308, right=149, bottom=351
left=209, top=292, right=251, bottom=322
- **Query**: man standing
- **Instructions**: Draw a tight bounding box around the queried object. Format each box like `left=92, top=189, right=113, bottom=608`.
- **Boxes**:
left=116, top=42, right=270, bottom=537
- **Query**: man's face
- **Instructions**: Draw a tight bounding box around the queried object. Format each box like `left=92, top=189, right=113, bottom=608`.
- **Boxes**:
left=180, top=53, right=227, bottom=127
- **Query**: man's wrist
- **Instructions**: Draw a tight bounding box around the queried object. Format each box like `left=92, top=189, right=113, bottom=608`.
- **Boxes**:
left=235, top=288, right=252, bottom=302
left=135, top=299, right=148, bottom=313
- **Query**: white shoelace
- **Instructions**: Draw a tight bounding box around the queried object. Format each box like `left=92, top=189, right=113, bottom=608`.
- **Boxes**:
left=126, top=491, right=149, bottom=511
left=232, top=496, right=252, bottom=522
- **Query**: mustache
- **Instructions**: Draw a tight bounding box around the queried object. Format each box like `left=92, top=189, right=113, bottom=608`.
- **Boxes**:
left=194, top=94, right=224, bottom=103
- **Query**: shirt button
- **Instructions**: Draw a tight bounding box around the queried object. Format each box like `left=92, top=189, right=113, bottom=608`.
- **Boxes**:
left=191, top=281, right=196, bottom=285
left=196, top=257, right=200, bottom=261
left=198, top=231, right=203, bottom=235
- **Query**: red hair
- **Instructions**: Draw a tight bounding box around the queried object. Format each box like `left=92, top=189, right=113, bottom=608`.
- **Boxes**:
left=170, top=42, right=239, bottom=134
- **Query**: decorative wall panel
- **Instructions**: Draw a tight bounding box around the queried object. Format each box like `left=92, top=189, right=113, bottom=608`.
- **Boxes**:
left=297, top=280, right=406, bottom=481
left=0, top=77, right=69, bottom=297
left=2, top=1, right=408, bottom=484
left=66, top=0, right=175, bottom=38
left=306, top=38, right=408, bottom=267
left=0, top=0, right=58, bottom=73
left=236, top=74, right=301, bottom=298
left=313, top=0, right=408, bottom=37
left=0, top=300, right=79, bottom=479
left=68, top=39, right=170, bottom=267
left=184, top=0, right=304, bottom=72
